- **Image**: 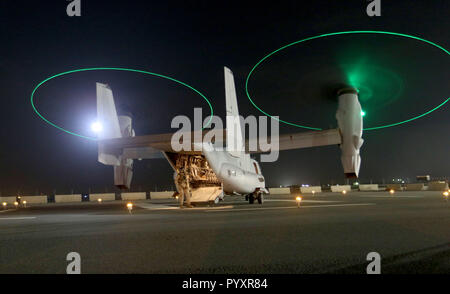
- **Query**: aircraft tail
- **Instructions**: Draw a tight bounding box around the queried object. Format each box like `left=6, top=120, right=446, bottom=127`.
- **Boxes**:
left=96, top=83, right=122, bottom=140
left=224, top=67, right=244, bottom=157
left=96, top=82, right=134, bottom=189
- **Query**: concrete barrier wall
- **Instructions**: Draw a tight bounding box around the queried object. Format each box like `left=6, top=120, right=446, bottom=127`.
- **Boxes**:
left=150, top=191, right=174, bottom=199
left=0, top=197, right=18, bottom=204
left=121, top=192, right=146, bottom=200
left=405, top=183, right=424, bottom=191
left=359, top=184, right=379, bottom=191
left=268, top=188, right=291, bottom=195
left=55, top=194, right=82, bottom=203
left=90, top=193, right=115, bottom=202
left=21, top=196, right=48, bottom=204
left=386, top=184, right=403, bottom=191
left=300, top=186, right=322, bottom=193
left=331, top=185, right=351, bottom=192
left=428, top=181, right=449, bottom=191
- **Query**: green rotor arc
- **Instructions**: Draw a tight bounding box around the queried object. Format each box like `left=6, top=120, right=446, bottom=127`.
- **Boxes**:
left=31, top=67, right=214, bottom=140
left=245, top=30, right=449, bottom=131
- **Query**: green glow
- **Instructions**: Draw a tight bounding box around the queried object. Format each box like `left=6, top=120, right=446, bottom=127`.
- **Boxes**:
left=340, top=61, right=404, bottom=111
left=31, top=67, right=214, bottom=140
left=361, top=110, right=366, bottom=117
left=245, top=30, right=449, bottom=131
left=355, top=84, right=374, bottom=101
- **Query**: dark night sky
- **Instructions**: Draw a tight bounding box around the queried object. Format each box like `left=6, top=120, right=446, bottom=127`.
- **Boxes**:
left=0, top=0, right=448, bottom=195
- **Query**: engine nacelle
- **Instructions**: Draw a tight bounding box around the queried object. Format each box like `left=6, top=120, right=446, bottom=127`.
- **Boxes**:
left=336, top=88, right=364, bottom=178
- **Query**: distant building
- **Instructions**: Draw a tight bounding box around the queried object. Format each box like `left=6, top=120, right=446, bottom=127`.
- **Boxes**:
left=416, top=175, right=431, bottom=183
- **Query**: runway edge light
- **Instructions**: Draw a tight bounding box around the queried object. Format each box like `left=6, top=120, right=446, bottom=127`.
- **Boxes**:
left=127, top=202, right=133, bottom=214
left=296, top=196, right=302, bottom=208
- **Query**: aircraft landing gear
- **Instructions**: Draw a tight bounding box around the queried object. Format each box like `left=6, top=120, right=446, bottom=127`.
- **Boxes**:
left=257, top=193, right=264, bottom=204
left=248, top=192, right=263, bottom=204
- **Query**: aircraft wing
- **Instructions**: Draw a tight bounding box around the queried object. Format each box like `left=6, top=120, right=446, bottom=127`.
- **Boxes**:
left=98, top=130, right=224, bottom=159
left=247, top=128, right=341, bottom=153
left=99, top=128, right=342, bottom=159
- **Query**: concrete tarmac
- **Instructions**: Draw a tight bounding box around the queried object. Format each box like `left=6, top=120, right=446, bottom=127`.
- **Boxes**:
left=0, top=191, right=449, bottom=274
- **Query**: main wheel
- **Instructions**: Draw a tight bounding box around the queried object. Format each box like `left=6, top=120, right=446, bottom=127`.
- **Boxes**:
left=248, top=194, right=255, bottom=204
left=257, top=193, right=264, bottom=204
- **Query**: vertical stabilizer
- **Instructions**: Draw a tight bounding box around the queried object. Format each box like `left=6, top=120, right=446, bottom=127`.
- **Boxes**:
left=96, top=83, right=134, bottom=189
left=96, top=83, right=122, bottom=140
left=224, top=67, right=244, bottom=157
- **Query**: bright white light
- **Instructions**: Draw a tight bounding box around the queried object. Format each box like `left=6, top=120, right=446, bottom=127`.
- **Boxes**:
left=91, top=121, right=103, bottom=133
left=296, top=196, right=302, bottom=208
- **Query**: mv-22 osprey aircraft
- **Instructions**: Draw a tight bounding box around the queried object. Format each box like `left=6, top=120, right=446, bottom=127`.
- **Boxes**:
left=96, top=67, right=364, bottom=205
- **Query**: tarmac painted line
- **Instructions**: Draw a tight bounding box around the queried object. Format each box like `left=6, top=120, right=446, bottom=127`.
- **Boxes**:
left=136, top=203, right=235, bottom=210
left=357, top=195, right=423, bottom=198
left=0, top=217, right=36, bottom=220
left=265, top=199, right=340, bottom=203
left=205, top=203, right=376, bottom=213
left=184, top=205, right=234, bottom=210
left=135, top=203, right=179, bottom=210
left=0, top=209, right=16, bottom=213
